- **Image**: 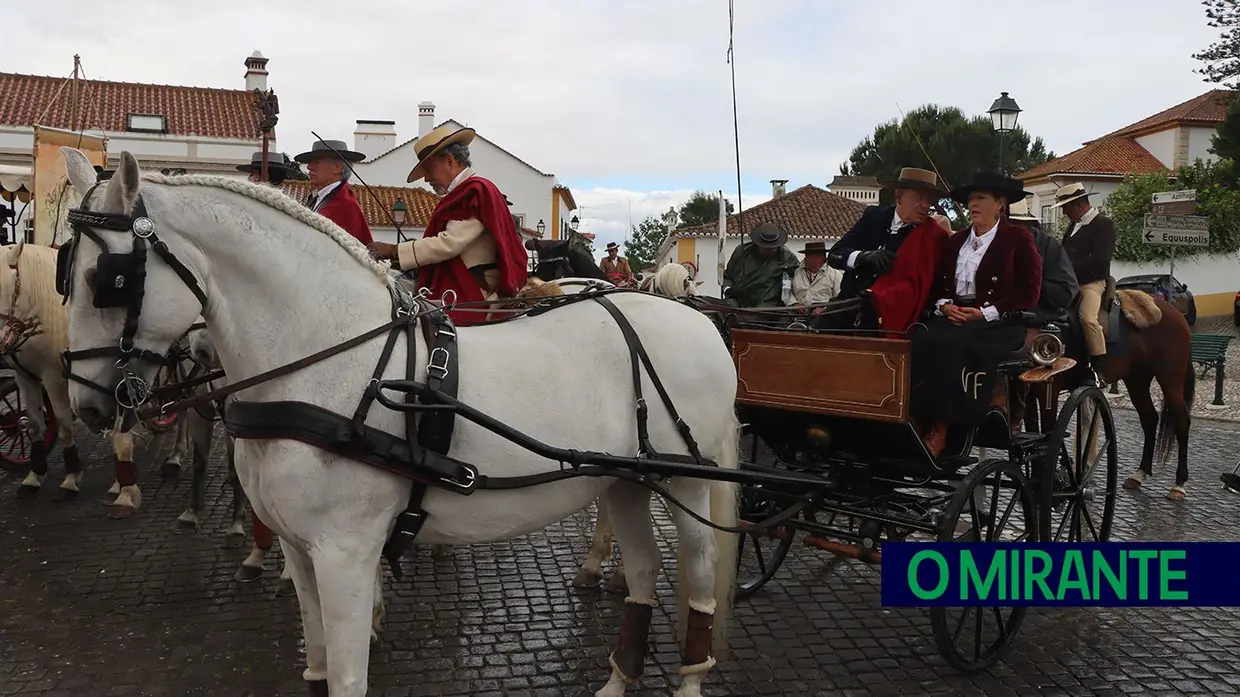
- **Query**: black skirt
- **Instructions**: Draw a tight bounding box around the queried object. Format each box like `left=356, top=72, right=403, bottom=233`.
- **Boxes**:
left=909, top=316, right=1027, bottom=427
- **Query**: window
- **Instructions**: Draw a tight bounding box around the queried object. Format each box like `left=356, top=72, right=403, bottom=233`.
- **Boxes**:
left=1041, top=205, right=1053, bottom=224
left=126, top=114, right=166, bottom=133
left=512, top=213, right=526, bottom=230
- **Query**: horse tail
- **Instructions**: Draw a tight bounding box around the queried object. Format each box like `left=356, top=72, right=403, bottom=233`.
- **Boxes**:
left=675, top=410, right=740, bottom=663
left=1155, top=340, right=1195, bottom=466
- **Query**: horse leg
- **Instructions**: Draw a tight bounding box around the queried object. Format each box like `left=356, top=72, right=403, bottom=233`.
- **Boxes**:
left=108, top=427, right=141, bottom=519
left=603, top=494, right=630, bottom=594
left=1122, top=374, right=1158, bottom=491
left=47, top=380, right=83, bottom=501
left=223, top=435, right=249, bottom=547
left=595, top=482, right=658, bottom=697
left=1155, top=366, right=1193, bottom=500
left=176, top=409, right=213, bottom=531
left=13, top=372, right=47, bottom=497
left=281, top=541, right=329, bottom=697
left=236, top=510, right=274, bottom=582
left=311, top=540, right=385, bottom=696
left=277, top=552, right=297, bottom=598
left=574, top=495, right=615, bottom=588
left=162, top=408, right=192, bottom=480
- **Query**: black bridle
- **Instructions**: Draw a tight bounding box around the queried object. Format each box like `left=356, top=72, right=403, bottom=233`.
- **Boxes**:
left=59, top=181, right=208, bottom=413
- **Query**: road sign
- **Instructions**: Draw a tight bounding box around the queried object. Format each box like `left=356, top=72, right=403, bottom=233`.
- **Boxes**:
left=1151, top=189, right=1197, bottom=216
left=1143, top=214, right=1210, bottom=247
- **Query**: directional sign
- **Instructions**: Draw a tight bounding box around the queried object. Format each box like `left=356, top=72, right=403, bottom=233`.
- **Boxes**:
left=1143, top=213, right=1210, bottom=247
left=1151, top=189, right=1197, bottom=216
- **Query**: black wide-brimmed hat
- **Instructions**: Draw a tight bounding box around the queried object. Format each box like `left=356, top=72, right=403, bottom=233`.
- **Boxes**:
left=949, top=172, right=1030, bottom=205
left=605, top=242, right=620, bottom=252
left=748, top=222, right=787, bottom=249
left=800, top=241, right=828, bottom=254
left=236, top=151, right=288, bottom=173
left=293, top=139, right=365, bottom=164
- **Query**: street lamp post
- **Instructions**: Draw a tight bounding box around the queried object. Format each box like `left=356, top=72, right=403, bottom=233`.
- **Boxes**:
left=391, top=198, right=408, bottom=241
left=536, top=219, right=546, bottom=237
left=987, top=91, right=1021, bottom=174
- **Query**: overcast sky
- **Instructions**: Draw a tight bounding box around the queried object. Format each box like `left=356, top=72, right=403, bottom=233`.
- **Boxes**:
left=3, top=0, right=1224, bottom=250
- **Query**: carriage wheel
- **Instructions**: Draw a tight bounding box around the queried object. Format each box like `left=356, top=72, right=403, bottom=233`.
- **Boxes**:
left=0, top=377, right=58, bottom=474
left=930, top=458, right=1035, bottom=673
left=1045, top=387, right=1117, bottom=543
left=143, top=361, right=181, bottom=433
left=735, top=469, right=797, bottom=599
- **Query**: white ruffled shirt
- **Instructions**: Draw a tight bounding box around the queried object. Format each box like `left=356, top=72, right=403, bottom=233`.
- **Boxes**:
left=936, top=220, right=1000, bottom=322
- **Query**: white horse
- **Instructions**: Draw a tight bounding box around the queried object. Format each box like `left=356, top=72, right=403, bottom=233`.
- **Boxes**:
left=0, top=241, right=136, bottom=509
left=59, top=149, right=739, bottom=697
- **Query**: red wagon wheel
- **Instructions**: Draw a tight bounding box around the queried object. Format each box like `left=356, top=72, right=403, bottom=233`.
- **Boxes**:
left=0, top=376, right=58, bottom=474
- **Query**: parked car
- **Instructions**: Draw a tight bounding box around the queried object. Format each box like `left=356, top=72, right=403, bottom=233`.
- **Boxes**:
left=1114, top=274, right=1197, bottom=326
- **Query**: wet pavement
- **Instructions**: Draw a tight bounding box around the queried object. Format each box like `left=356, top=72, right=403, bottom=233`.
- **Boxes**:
left=1, top=411, right=1240, bottom=697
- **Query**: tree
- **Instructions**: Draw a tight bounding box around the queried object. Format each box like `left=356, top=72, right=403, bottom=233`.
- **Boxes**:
left=844, top=104, right=1055, bottom=199
left=570, top=231, right=595, bottom=257
left=624, top=216, right=668, bottom=273
left=677, top=190, right=734, bottom=229
left=1211, top=95, right=1240, bottom=160
left=281, top=152, right=309, bottom=181
left=1104, top=158, right=1240, bottom=262
left=1192, top=0, right=1240, bottom=88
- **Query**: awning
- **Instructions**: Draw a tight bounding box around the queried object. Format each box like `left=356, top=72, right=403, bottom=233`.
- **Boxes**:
left=0, top=164, right=32, bottom=204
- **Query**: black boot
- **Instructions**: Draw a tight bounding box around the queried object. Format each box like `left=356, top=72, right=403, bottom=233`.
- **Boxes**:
left=1088, top=356, right=1107, bottom=388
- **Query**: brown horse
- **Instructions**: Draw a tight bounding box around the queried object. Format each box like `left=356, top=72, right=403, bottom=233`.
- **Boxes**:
left=1020, top=291, right=1194, bottom=500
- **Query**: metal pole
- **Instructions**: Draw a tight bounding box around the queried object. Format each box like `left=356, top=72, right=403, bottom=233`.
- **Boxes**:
left=998, top=131, right=1006, bottom=174
left=260, top=130, right=270, bottom=184
left=1170, top=244, right=1176, bottom=280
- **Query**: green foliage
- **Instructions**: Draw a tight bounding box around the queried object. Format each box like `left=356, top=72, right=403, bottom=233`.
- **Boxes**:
left=1192, top=0, right=1240, bottom=88
left=281, top=152, right=309, bottom=181
left=624, top=216, right=668, bottom=273
left=845, top=104, right=1056, bottom=191
left=1211, top=93, right=1240, bottom=159
left=570, top=230, right=595, bottom=257
left=677, top=191, right=734, bottom=228
left=1105, top=158, right=1240, bottom=262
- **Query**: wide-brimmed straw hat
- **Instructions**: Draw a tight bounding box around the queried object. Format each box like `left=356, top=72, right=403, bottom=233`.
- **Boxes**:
left=293, top=139, right=365, bottom=164
left=236, top=151, right=288, bottom=173
left=748, top=222, right=788, bottom=249
left=878, top=167, right=948, bottom=198
left=949, top=171, right=1030, bottom=205
left=1008, top=199, right=1039, bottom=222
left=1049, top=182, right=1095, bottom=209
left=406, top=124, right=477, bottom=183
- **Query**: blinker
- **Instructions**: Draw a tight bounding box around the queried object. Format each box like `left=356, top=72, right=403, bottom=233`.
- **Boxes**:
left=93, top=252, right=140, bottom=309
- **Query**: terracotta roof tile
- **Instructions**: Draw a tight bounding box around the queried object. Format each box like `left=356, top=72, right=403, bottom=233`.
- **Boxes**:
left=828, top=174, right=880, bottom=188
left=280, top=182, right=439, bottom=228
left=1016, top=137, right=1168, bottom=181
left=674, top=184, right=867, bottom=241
left=1093, top=89, right=1234, bottom=141
left=0, top=71, right=260, bottom=141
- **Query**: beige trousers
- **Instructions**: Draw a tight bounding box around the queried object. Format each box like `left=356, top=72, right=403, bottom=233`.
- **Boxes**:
left=1078, top=280, right=1107, bottom=357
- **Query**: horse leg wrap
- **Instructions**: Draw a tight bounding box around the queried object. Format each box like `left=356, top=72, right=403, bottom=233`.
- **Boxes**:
left=29, top=439, right=48, bottom=476
left=680, top=602, right=717, bottom=676
left=252, top=512, right=274, bottom=550
left=115, top=459, right=137, bottom=488
left=610, top=598, right=655, bottom=682
left=307, top=679, right=329, bottom=697
left=62, top=446, right=82, bottom=474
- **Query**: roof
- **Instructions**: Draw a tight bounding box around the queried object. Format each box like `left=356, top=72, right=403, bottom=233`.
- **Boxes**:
left=279, top=181, right=439, bottom=229
left=0, top=71, right=260, bottom=141
left=1016, top=136, right=1168, bottom=181
left=363, top=119, right=555, bottom=178
left=553, top=184, right=577, bottom=210
left=673, top=184, right=867, bottom=241
left=828, top=174, right=880, bottom=188
left=1018, top=89, right=1235, bottom=183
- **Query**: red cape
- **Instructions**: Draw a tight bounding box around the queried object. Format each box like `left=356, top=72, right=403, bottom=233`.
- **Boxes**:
left=867, top=219, right=949, bottom=334
left=317, top=182, right=374, bottom=245
left=420, top=176, right=528, bottom=325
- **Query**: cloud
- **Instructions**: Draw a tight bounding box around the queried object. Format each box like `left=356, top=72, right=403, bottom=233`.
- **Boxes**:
left=574, top=186, right=773, bottom=251
left=1, top=0, right=1224, bottom=244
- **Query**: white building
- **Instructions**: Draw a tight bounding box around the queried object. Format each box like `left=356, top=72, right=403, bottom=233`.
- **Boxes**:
left=826, top=174, right=882, bottom=206
left=657, top=181, right=867, bottom=296
left=1017, top=89, right=1235, bottom=317
left=350, top=105, right=577, bottom=239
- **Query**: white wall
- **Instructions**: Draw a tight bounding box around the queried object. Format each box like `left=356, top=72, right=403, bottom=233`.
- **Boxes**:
left=1112, top=253, right=1238, bottom=295
left=1136, top=129, right=1176, bottom=168
left=1187, top=125, right=1221, bottom=165
left=661, top=236, right=833, bottom=298
left=830, top=187, right=881, bottom=205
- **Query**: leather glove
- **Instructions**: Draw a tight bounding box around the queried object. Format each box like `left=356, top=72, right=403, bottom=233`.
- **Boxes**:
left=856, top=249, right=897, bottom=275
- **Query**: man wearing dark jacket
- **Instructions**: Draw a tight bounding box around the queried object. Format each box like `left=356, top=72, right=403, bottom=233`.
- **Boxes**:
left=1009, top=199, right=1079, bottom=322
left=1051, top=183, right=1116, bottom=385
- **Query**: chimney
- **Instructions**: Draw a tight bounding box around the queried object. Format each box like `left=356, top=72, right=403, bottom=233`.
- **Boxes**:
left=770, top=179, right=788, bottom=198
left=418, top=101, right=436, bottom=137
left=244, top=51, right=269, bottom=91
left=353, top=120, right=397, bottom=161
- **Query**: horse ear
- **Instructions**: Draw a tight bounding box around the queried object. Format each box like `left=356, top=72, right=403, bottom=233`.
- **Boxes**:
left=60, top=147, right=97, bottom=196
left=104, top=151, right=142, bottom=214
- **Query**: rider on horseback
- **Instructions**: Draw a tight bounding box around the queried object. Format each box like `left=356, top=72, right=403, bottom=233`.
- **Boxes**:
left=1050, top=183, right=1116, bottom=386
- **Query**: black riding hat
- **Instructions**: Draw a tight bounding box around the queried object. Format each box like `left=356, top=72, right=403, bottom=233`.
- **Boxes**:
left=949, top=172, right=1030, bottom=205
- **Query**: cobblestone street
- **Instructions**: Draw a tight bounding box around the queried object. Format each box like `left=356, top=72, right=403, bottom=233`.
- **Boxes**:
left=2, top=411, right=1239, bottom=697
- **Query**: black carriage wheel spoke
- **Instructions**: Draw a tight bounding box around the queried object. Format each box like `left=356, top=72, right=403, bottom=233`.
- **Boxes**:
left=985, top=474, right=1001, bottom=542
left=973, top=603, right=984, bottom=662
left=1054, top=501, right=1074, bottom=541
left=993, top=492, right=1019, bottom=542
left=749, top=535, right=768, bottom=574
left=991, top=606, right=1008, bottom=638
left=951, top=606, right=973, bottom=647
left=1082, top=437, right=1109, bottom=485
left=1080, top=501, right=1100, bottom=541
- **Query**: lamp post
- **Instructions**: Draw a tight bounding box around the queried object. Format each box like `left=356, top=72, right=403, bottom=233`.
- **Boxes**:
left=391, top=198, right=408, bottom=242
left=569, top=214, right=580, bottom=231
left=987, top=91, right=1021, bottom=174
left=536, top=219, right=546, bottom=237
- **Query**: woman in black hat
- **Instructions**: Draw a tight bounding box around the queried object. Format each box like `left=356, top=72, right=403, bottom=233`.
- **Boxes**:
left=237, top=151, right=289, bottom=186
left=913, top=172, right=1043, bottom=457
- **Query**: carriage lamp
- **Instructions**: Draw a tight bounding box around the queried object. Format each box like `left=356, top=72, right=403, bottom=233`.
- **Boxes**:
left=536, top=219, right=546, bottom=236
left=569, top=215, right=580, bottom=231
left=391, top=198, right=408, bottom=226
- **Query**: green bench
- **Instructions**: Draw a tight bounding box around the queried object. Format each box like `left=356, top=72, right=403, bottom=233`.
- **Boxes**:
left=1191, top=333, right=1233, bottom=407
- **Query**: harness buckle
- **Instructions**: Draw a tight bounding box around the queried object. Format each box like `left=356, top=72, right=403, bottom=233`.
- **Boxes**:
left=131, top=217, right=155, bottom=238
left=427, top=347, right=450, bottom=380
left=443, top=466, right=477, bottom=494
left=440, top=289, right=457, bottom=312
left=436, top=327, right=457, bottom=340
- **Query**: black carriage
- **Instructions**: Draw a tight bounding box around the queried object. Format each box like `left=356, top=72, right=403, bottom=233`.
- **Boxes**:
left=689, top=299, right=1119, bottom=672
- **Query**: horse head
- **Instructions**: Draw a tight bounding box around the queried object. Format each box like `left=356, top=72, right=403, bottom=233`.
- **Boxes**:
left=651, top=263, right=697, bottom=299
left=526, top=237, right=574, bottom=281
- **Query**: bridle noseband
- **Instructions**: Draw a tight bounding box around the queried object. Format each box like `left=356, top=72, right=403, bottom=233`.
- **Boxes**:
left=60, top=181, right=208, bottom=413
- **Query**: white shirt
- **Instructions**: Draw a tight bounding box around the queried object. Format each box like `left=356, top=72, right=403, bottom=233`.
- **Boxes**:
left=309, top=181, right=341, bottom=212
left=445, top=167, right=473, bottom=194
left=1065, top=206, right=1098, bottom=238
left=846, top=210, right=908, bottom=269
left=792, top=264, right=842, bottom=305
left=936, top=220, right=1000, bottom=322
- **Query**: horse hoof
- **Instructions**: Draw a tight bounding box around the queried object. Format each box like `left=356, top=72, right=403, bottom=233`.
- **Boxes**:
left=276, top=578, right=297, bottom=597
left=15, top=484, right=40, bottom=498
left=1122, top=477, right=1144, bottom=490
left=52, top=488, right=79, bottom=503
left=234, top=565, right=264, bottom=583
left=160, top=462, right=181, bottom=480
left=1168, top=486, right=1187, bottom=501
left=222, top=532, right=246, bottom=549
left=572, top=568, right=603, bottom=589
left=107, top=505, right=136, bottom=520
left=174, top=518, right=198, bottom=534
left=605, top=572, right=629, bottom=595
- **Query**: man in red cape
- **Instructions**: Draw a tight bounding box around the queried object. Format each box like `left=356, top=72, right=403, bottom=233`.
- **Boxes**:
left=367, top=125, right=528, bottom=325
left=293, top=139, right=374, bottom=245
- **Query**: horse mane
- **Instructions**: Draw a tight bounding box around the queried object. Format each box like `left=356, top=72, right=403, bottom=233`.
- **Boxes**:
left=0, top=244, right=69, bottom=352
left=140, top=172, right=394, bottom=286
left=652, top=263, right=694, bottom=298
